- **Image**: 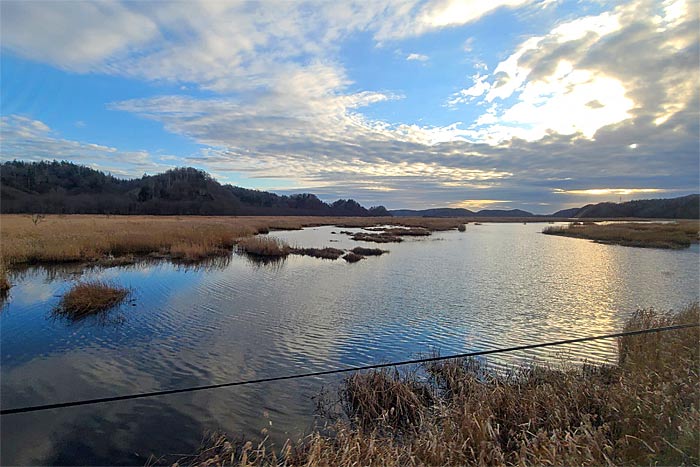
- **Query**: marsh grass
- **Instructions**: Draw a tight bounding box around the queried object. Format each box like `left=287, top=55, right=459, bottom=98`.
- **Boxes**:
left=237, top=237, right=291, bottom=257
left=342, top=252, right=364, bottom=263
left=0, top=215, right=477, bottom=269
left=175, top=303, right=699, bottom=467
left=543, top=221, right=699, bottom=249
left=291, top=248, right=345, bottom=260
left=0, top=264, right=10, bottom=294
left=350, top=247, right=386, bottom=256
left=56, top=280, right=130, bottom=319
left=350, top=233, right=403, bottom=243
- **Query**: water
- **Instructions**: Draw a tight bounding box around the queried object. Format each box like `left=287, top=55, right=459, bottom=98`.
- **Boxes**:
left=2, top=223, right=698, bottom=465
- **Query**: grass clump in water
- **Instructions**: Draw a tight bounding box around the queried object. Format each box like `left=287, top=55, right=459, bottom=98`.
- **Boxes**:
left=543, top=221, right=699, bottom=249
left=342, top=252, right=364, bottom=263
left=292, top=247, right=345, bottom=260
left=176, top=303, right=699, bottom=466
left=57, top=280, right=129, bottom=319
left=350, top=247, right=386, bottom=256
left=351, top=232, right=403, bottom=243
left=237, top=237, right=291, bottom=258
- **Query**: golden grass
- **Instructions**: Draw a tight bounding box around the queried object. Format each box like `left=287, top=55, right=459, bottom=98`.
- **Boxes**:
left=237, top=237, right=291, bottom=257
left=0, top=264, right=10, bottom=295
left=0, top=215, right=476, bottom=268
left=175, top=303, right=699, bottom=467
left=543, top=221, right=700, bottom=249
left=56, top=280, right=129, bottom=319
left=291, top=248, right=345, bottom=260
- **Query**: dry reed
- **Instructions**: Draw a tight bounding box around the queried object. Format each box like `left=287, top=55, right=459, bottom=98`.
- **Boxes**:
left=350, top=247, right=386, bottom=256
left=543, top=221, right=699, bottom=249
left=0, top=215, right=475, bottom=268
left=56, top=280, right=130, bottom=319
left=291, top=248, right=345, bottom=260
left=237, top=237, right=291, bottom=257
left=342, top=252, right=364, bottom=263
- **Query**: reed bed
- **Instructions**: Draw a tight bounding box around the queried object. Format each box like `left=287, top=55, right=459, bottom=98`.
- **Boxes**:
left=0, top=264, right=10, bottom=295
left=543, top=221, right=699, bottom=249
left=350, top=233, right=403, bottom=243
left=56, top=280, right=129, bottom=319
left=342, top=252, right=364, bottom=263
left=173, top=303, right=699, bottom=467
left=0, top=215, right=474, bottom=268
left=350, top=247, right=386, bottom=256
left=236, top=237, right=291, bottom=258
left=291, top=248, right=345, bottom=260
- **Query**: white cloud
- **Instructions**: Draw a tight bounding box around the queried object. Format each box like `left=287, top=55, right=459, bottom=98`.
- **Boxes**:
left=0, top=1, right=158, bottom=71
left=406, top=53, right=429, bottom=61
left=0, top=115, right=166, bottom=177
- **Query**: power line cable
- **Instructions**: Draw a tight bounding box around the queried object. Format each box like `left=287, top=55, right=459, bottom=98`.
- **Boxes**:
left=1, top=323, right=696, bottom=416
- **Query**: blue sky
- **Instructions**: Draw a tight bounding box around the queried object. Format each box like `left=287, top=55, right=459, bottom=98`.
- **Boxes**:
left=1, top=0, right=698, bottom=212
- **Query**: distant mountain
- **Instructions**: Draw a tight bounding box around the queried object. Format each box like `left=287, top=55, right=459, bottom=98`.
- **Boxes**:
left=475, top=209, right=534, bottom=217
left=390, top=208, right=475, bottom=217
left=549, top=207, right=581, bottom=218
left=0, top=160, right=390, bottom=216
left=552, top=195, right=699, bottom=219
left=390, top=207, right=534, bottom=217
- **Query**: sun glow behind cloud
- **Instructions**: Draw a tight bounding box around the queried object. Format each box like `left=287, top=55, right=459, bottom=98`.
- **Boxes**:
left=553, top=188, right=667, bottom=196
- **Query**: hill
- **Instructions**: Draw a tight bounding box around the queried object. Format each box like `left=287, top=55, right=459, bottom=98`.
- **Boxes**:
left=390, top=207, right=534, bottom=217
left=552, top=195, right=699, bottom=219
left=0, top=160, right=390, bottom=216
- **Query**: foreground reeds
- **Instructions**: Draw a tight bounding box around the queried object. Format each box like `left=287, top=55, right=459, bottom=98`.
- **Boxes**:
left=56, top=280, right=130, bottom=319
left=543, top=221, right=699, bottom=249
left=171, top=303, right=699, bottom=466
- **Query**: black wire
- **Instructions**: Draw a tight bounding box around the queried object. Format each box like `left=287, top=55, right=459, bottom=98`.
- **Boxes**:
left=1, top=323, right=696, bottom=416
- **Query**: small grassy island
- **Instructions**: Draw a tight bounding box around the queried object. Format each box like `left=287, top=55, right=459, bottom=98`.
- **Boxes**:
left=56, top=280, right=130, bottom=319
left=543, top=221, right=699, bottom=249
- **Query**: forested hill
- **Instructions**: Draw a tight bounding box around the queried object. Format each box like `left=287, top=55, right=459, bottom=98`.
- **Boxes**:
left=0, top=160, right=391, bottom=216
left=551, top=194, right=700, bottom=219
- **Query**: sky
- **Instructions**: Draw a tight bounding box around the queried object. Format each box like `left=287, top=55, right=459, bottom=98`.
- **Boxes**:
left=1, top=0, right=698, bottom=213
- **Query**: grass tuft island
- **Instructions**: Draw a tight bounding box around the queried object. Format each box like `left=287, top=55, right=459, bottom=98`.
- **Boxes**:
left=543, top=221, right=699, bottom=249
left=56, top=280, right=130, bottom=319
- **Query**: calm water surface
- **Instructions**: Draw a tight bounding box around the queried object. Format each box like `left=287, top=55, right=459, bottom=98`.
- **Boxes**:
left=2, top=223, right=698, bottom=465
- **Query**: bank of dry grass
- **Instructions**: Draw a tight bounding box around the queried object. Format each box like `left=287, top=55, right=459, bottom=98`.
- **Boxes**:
left=173, top=303, right=699, bottom=467
left=0, top=264, right=10, bottom=295
left=543, top=221, right=699, bottom=249
left=56, top=280, right=129, bottom=319
left=0, top=215, right=474, bottom=267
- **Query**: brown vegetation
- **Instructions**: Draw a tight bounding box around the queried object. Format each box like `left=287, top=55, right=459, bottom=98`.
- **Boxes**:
left=350, top=232, right=403, bottom=243
left=342, top=252, right=364, bottom=263
left=0, top=264, right=10, bottom=296
left=350, top=247, right=386, bottom=256
left=0, top=215, right=474, bottom=268
left=291, top=248, right=345, bottom=260
left=56, top=280, right=130, bottom=319
left=237, top=237, right=291, bottom=258
left=172, top=303, right=699, bottom=466
left=543, top=221, right=699, bottom=249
